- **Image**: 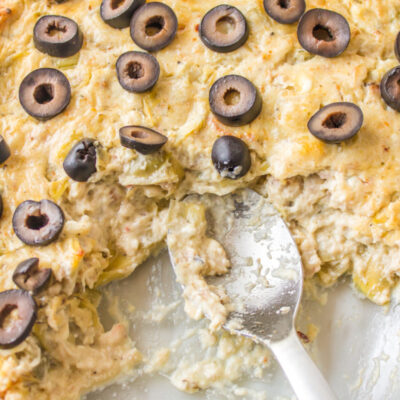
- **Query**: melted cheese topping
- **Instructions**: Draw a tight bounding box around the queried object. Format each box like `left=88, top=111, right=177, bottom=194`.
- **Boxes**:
left=1, top=0, right=400, bottom=398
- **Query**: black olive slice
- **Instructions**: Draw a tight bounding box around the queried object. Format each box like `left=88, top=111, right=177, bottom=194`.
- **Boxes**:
left=33, top=15, right=83, bottom=58
left=119, top=126, right=167, bottom=154
left=199, top=5, right=249, bottom=53
left=209, top=75, right=262, bottom=127
left=13, top=258, right=52, bottom=295
left=380, top=66, right=400, bottom=112
left=211, top=136, right=251, bottom=179
left=12, top=200, right=65, bottom=246
left=263, top=0, right=306, bottom=24
left=116, top=51, right=160, bottom=93
left=0, top=136, right=11, bottom=164
left=63, top=138, right=97, bottom=182
left=19, top=68, right=71, bottom=121
left=130, top=2, right=178, bottom=52
left=297, top=9, right=350, bottom=58
left=307, top=102, right=363, bottom=143
left=0, top=289, right=37, bottom=349
left=100, top=0, right=145, bottom=29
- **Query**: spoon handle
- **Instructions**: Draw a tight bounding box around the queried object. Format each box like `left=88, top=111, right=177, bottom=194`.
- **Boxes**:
left=269, top=329, right=338, bottom=400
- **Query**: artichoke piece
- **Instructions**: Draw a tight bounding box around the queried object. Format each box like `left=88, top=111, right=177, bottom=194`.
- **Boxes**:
left=352, top=265, right=393, bottom=305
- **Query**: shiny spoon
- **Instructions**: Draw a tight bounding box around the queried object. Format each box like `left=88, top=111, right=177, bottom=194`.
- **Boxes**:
left=168, top=189, right=337, bottom=400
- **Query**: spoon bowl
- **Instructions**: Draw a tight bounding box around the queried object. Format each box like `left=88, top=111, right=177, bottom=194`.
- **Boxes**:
left=203, top=188, right=302, bottom=343
left=169, top=189, right=337, bottom=400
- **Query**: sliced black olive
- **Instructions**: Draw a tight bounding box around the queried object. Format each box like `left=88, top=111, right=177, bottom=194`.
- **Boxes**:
left=307, top=102, right=363, bottom=143
left=100, top=0, right=145, bottom=29
left=116, top=51, right=160, bottom=93
left=380, top=66, right=400, bottom=112
left=297, top=9, right=350, bottom=58
left=33, top=15, right=83, bottom=58
left=0, top=136, right=10, bottom=164
left=209, top=75, right=262, bottom=127
left=211, top=136, right=251, bottom=179
left=119, top=126, right=167, bottom=154
left=63, top=138, right=97, bottom=182
left=12, top=200, right=65, bottom=246
left=130, top=2, right=178, bottom=52
left=13, top=258, right=52, bottom=295
left=0, top=289, right=37, bottom=349
left=263, top=0, right=306, bottom=24
left=199, top=5, right=249, bottom=53
left=19, top=68, right=71, bottom=121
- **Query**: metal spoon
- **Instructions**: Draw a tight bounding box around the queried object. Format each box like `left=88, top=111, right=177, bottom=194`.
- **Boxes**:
left=168, top=189, right=337, bottom=400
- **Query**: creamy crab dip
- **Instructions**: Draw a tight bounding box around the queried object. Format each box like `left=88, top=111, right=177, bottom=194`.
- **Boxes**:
left=1, top=0, right=400, bottom=398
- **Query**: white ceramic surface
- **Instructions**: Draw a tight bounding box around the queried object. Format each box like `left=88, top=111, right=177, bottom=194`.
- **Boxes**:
left=86, top=251, right=400, bottom=400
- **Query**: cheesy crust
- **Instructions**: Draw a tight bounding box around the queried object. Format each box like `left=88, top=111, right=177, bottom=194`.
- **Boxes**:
left=1, top=0, right=400, bottom=398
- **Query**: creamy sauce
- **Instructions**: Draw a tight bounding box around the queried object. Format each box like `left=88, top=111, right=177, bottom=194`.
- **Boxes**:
left=167, top=201, right=230, bottom=330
